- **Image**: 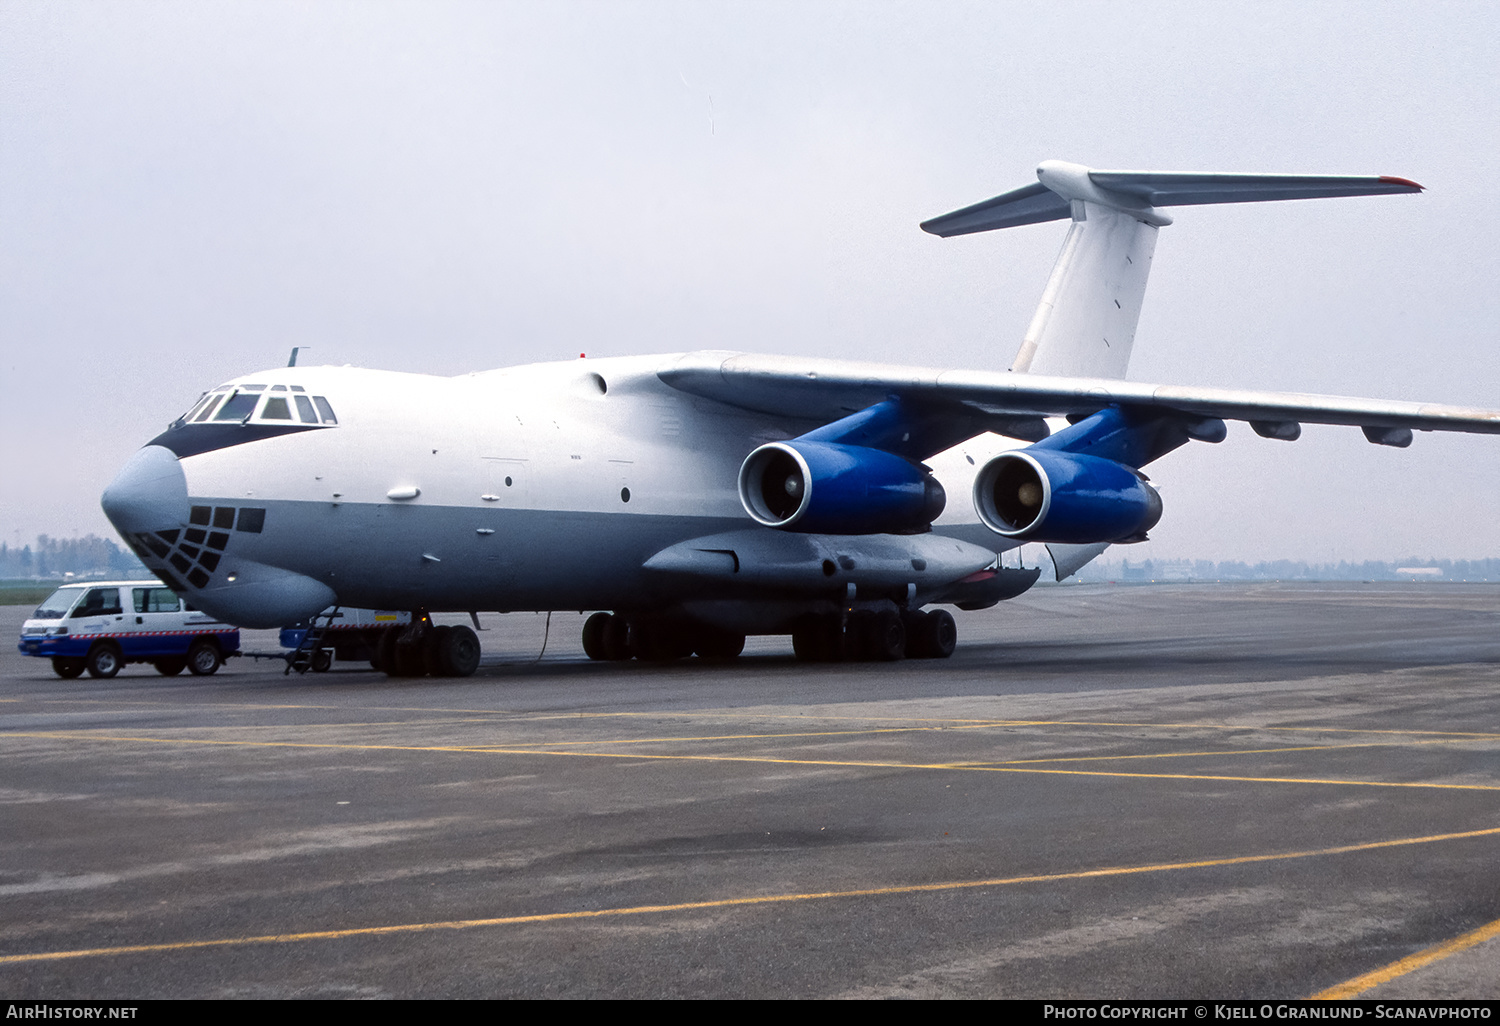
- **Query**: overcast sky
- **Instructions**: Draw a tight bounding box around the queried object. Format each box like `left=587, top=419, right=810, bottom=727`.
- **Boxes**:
left=2, top=0, right=1497, bottom=562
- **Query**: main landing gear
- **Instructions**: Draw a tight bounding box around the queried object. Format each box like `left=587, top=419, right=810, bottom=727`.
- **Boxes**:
left=373, top=615, right=482, bottom=678
left=791, top=608, right=956, bottom=662
left=581, top=613, right=746, bottom=663
left=579, top=608, right=957, bottom=664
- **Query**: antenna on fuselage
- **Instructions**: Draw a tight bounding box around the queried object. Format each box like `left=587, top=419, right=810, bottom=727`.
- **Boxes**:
left=288, top=346, right=309, bottom=367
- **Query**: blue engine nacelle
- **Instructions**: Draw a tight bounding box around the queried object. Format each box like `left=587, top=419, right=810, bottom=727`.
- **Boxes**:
left=738, top=441, right=946, bottom=534
left=973, top=450, right=1162, bottom=543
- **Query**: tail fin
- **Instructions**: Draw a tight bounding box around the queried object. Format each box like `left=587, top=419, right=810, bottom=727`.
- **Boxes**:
left=922, top=161, right=1422, bottom=379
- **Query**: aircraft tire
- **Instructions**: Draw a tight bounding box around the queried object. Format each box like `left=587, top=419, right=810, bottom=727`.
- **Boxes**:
left=422, top=625, right=450, bottom=676
left=155, top=657, right=187, bottom=676
left=392, top=632, right=426, bottom=677
left=631, top=620, right=691, bottom=662
left=375, top=629, right=398, bottom=674
left=791, top=615, right=826, bottom=661
left=694, top=627, right=745, bottom=660
left=868, top=609, right=906, bottom=662
left=843, top=612, right=877, bottom=662
left=86, top=643, right=122, bottom=679
left=902, top=611, right=930, bottom=658
left=52, top=657, right=86, bottom=679
left=921, top=609, right=957, bottom=659
left=600, top=614, right=631, bottom=661
left=187, top=639, right=222, bottom=676
left=582, top=613, right=610, bottom=660
left=439, top=625, right=481, bottom=677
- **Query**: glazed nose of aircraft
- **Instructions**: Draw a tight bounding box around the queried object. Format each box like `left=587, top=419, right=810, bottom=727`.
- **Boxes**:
left=101, top=445, right=190, bottom=536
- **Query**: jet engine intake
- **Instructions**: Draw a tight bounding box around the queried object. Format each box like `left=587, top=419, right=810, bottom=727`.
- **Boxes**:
left=973, top=450, right=1162, bottom=543
left=738, top=441, right=946, bottom=534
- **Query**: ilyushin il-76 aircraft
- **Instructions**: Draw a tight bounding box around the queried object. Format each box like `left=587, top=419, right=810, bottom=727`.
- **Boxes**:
left=101, top=161, right=1500, bottom=676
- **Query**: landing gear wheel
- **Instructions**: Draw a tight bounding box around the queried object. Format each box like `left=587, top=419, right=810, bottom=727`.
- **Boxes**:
left=843, top=612, right=875, bottom=662
left=187, top=639, right=222, bottom=676
left=632, top=620, right=693, bottom=662
left=376, top=629, right=398, bottom=674
left=393, top=629, right=426, bottom=677
left=917, top=609, right=956, bottom=659
left=86, top=643, right=122, bottom=679
left=792, top=614, right=843, bottom=662
left=791, top=615, right=825, bottom=662
left=694, top=627, right=745, bottom=660
left=582, top=612, right=610, bottom=661
left=52, top=657, right=85, bottom=679
left=867, top=609, right=906, bottom=662
left=600, top=614, right=632, bottom=661
left=154, top=658, right=186, bottom=676
left=438, top=625, right=481, bottom=677
left=423, top=625, right=452, bottom=676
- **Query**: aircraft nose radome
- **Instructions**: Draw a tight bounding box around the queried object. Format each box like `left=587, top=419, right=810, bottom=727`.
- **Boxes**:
left=101, top=445, right=189, bottom=535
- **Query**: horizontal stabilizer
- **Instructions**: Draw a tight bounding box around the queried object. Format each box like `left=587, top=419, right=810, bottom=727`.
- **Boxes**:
left=921, top=163, right=1423, bottom=238
left=919, top=182, right=1072, bottom=237
left=1089, top=170, right=1423, bottom=208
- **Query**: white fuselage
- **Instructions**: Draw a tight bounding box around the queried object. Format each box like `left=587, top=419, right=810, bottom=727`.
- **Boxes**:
left=103, top=355, right=1022, bottom=629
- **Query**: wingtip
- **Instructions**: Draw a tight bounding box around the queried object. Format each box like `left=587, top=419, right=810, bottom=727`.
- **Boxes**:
left=1379, top=175, right=1424, bottom=191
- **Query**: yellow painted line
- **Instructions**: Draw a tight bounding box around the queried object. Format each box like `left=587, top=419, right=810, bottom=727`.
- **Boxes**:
left=995, top=739, right=1475, bottom=765
left=4, top=825, right=1498, bottom=968
left=472, top=726, right=943, bottom=748
left=957, top=719, right=1500, bottom=741
left=1311, top=913, right=1500, bottom=999
left=8, top=730, right=1500, bottom=792
left=15, top=699, right=1500, bottom=738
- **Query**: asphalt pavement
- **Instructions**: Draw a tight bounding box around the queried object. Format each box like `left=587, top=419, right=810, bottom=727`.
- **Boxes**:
left=2, top=583, right=1498, bottom=999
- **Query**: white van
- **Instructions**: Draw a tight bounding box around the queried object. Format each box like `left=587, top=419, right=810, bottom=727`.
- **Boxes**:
left=18, top=581, right=241, bottom=679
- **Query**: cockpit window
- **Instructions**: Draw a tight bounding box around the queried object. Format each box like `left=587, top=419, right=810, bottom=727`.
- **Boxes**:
left=166, top=383, right=337, bottom=437
left=214, top=392, right=259, bottom=422
left=193, top=395, right=225, bottom=422
left=180, top=394, right=212, bottom=422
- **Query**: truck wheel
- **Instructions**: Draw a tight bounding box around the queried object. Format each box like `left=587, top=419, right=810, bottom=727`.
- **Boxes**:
left=311, top=649, right=333, bottom=672
left=155, top=658, right=186, bottom=676
left=187, top=639, right=221, bottom=676
left=86, top=643, right=122, bottom=679
left=52, top=657, right=86, bottom=679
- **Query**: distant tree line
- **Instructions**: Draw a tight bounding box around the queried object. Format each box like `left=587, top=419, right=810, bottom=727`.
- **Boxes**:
left=0, top=535, right=148, bottom=580
left=1071, top=557, right=1500, bottom=583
